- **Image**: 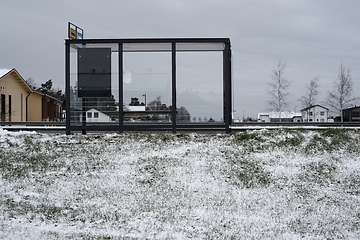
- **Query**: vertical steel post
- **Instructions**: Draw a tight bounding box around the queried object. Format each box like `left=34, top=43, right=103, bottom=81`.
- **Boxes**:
left=118, top=42, right=124, bottom=133
left=65, top=40, right=71, bottom=135
left=81, top=99, right=86, bottom=135
left=172, top=42, right=177, bottom=133
left=223, top=41, right=232, bottom=133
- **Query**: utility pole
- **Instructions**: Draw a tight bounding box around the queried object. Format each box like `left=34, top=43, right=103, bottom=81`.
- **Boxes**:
left=142, top=94, right=147, bottom=108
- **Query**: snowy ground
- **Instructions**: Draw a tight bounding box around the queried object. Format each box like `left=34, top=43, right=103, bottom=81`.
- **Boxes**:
left=0, top=129, right=359, bottom=239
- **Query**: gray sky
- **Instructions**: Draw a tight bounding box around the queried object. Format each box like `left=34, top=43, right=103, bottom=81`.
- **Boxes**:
left=1, top=0, right=359, bottom=119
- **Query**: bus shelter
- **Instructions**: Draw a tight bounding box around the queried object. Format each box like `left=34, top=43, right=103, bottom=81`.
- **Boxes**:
left=65, top=38, right=232, bottom=134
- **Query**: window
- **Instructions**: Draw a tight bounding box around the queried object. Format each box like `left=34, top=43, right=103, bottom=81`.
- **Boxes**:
left=320, top=111, right=324, bottom=116
left=320, top=119, right=324, bottom=122
left=352, top=111, right=360, bottom=117
left=94, top=112, right=99, bottom=118
left=1, top=94, right=5, bottom=114
left=309, top=112, right=313, bottom=116
left=87, top=112, right=92, bottom=118
left=8, top=95, right=11, bottom=114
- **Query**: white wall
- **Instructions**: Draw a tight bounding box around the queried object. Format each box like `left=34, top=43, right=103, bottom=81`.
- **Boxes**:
left=302, top=106, right=328, bottom=122
left=80, top=108, right=112, bottom=122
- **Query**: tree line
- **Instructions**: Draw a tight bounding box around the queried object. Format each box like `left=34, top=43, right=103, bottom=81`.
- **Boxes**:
left=267, top=60, right=358, bottom=122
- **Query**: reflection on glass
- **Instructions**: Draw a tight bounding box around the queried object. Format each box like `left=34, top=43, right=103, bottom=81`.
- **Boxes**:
left=177, top=52, right=223, bottom=123
left=69, top=44, right=120, bottom=126
left=68, top=41, right=227, bottom=128
left=123, top=51, right=171, bottom=123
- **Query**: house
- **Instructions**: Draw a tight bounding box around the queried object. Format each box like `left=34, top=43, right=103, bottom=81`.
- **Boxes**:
left=0, top=68, right=63, bottom=122
left=257, top=112, right=302, bottom=122
left=301, top=105, right=328, bottom=122
left=342, top=106, right=360, bottom=122
left=257, top=113, right=270, bottom=122
left=0, top=68, right=32, bottom=122
left=27, top=91, right=63, bottom=121
left=80, top=108, right=112, bottom=122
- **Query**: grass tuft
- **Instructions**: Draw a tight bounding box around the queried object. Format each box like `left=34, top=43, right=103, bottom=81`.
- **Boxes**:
left=227, top=156, right=272, bottom=188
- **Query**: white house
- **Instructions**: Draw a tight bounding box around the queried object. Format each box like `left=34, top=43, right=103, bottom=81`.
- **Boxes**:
left=301, top=105, right=328, bottom=122
left=257, top=111, right=302, bottom=122
left=80, top=108, right=112, bottom=122
left=257, top=113, right=270, bottom=122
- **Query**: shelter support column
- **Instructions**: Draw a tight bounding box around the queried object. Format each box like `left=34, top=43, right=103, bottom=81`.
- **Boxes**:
left=118, top=43, right=124, bottom=133
left=223, top=41, right=232, bottom=133
left=171, top=42, right=177, bottom=133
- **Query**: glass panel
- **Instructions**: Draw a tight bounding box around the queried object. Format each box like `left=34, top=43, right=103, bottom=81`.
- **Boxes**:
left=69, top=45, right=81, bottom=126
left=69, top=43, right=120, bottom=126
left=176, top=42, right=224, bottom=51
left=123, top=43, right=171, bottom=52
left=123, top=45, right=172, bottom=123
left=176, top=51, right=223, bottom=123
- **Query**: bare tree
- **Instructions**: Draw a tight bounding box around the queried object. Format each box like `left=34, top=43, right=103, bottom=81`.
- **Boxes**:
left=147, top=96, right=162, bottom=111
left=300, top=77, right=319, bottom=122
left=25, top=77, right=38, bottom=90
left=327, top=63, right=356, bottom=122
left=300, top=77, right=319, bottom=108
left=267, top=60, right=291, bottom=122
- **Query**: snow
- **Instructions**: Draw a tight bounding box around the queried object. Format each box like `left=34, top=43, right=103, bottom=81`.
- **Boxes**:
left=0, top=68, right=12, bottom=78
left=0, top=129, right=360, bottom=239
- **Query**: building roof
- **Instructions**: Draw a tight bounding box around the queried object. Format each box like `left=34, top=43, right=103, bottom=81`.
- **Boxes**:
left=0, top=68, right=33, bottom=92
left=1, top=68, right=62, bottom=103
left=258, top=112, right=302, bottom=119
left=300, top=104, right=329, bottom=111
left=0, top=69, right=12, bottom=78
left=86, top=108, right=110, bottom=117
left=33, top=91, right=63, bottom=103
left=343, top=106, right=360, bottom=111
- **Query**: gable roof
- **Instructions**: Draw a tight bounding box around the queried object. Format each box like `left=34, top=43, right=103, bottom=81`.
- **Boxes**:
left=0, top=68, right=33, bottom=93
left=300, top=104, right=329, bottom=111
left=0, top=69, right=12, bottom=78
left=85, top=108, right=110, bottom=117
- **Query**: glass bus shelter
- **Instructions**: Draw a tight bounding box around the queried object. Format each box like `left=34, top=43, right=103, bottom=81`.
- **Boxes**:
left=65, top=38, right=232, bottom=134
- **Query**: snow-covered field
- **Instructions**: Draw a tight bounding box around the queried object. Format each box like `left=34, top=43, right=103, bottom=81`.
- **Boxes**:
left=0, top=129, right=359, bottom=239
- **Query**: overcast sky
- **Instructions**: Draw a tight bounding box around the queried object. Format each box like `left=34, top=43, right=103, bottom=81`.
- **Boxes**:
left=1, top=0, right=359, bottom=118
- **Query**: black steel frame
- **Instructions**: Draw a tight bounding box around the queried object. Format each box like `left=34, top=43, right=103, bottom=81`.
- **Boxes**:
left=65, top=38, right=232, bottom=134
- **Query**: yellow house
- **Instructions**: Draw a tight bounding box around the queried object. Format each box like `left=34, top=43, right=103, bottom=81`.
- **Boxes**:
left=0, top=68, right=63, bottom=122
left=27, top=91, right=63, bottom=122
left=0, top=68, right=32, bottom=122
